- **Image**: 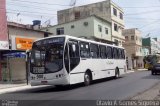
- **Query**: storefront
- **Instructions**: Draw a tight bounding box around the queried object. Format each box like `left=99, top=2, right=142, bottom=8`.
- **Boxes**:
left=1, top=37, right=34, bottom=82
left=0, top=41, right=9, bottom=82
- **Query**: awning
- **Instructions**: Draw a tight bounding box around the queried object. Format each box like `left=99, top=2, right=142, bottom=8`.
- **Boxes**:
left=3, top=52, right=26, bottom=58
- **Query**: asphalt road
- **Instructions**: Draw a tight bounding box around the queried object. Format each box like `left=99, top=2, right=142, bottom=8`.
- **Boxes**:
left=0, top=71, right=159, bottom=106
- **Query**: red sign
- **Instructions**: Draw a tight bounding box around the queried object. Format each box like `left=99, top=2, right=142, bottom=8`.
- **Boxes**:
left=0, top=0, right=8, bottom=42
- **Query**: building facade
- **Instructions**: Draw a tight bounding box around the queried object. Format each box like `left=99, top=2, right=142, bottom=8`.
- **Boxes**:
left=0, top=22, right=49, bottom=82
left=0, top=0, right=9, bottom=81
left=43, top=15, right=112, bottom=43
left=122, top=28, right=143, bottom=70
left=142, top=37, right=158, bottom=55
left=57, top=0, right=125, bottom=46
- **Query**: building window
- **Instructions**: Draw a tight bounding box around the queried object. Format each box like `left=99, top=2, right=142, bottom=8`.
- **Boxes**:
left=114, top=39, right=119, bottom=45
left=75, top=11, right=80, bottom=20
left=113, top=8, right=117, bottom=16
left=98, top=25, right=102, bottom=32
left=136, top=36, right=138, bottom=40
left=125, top=36, right=128, bottom=41
left=131, top=36, right=134, bottom=40
left=56, top=27, right=64, bottom=35
left=114, top=23, right=118, bottom=32
left=105, top=28, right=108, bottom=34
left=120, top=12, right=123, bottom=20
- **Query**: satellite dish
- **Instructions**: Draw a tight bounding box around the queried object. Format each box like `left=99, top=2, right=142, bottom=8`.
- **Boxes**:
left=69, top=0, right=76, bottom=6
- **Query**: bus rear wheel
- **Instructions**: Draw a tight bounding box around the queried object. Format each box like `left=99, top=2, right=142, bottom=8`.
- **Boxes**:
left=115, top=68, right=120, bottom=79
left=84, top=72, right=91, bottom=86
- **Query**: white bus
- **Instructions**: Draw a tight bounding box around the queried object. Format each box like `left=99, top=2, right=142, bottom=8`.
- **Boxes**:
left=30, top=35, right=126, bottom=86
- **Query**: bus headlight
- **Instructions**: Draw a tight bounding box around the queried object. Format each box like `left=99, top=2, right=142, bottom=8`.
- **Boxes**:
left=56, top=74, right=64, bottom=78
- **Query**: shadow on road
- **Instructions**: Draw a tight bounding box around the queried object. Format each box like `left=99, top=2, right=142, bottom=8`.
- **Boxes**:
left=12, top=77, right=123, bottom=94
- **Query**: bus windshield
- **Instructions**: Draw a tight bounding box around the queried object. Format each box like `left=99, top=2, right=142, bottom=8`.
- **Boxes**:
left=31, top=37, right=65, bottom=74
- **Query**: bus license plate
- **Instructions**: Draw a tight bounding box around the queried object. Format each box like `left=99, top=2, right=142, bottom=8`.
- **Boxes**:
left=37, top=74, right=43, bottom=79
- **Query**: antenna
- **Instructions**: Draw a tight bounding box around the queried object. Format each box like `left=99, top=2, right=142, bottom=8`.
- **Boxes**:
left=69, top=0, right=76, bottom=6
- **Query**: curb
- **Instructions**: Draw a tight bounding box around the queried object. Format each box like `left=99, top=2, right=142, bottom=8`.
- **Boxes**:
left=0, top=85, right=50, bottom=94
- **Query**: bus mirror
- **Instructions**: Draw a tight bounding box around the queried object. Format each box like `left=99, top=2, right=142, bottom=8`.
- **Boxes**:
left=72, top=45, right=76, bottom=52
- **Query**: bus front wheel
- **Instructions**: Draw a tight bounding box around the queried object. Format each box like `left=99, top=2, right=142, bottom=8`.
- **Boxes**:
left=84, top=72, right=91, bottom=86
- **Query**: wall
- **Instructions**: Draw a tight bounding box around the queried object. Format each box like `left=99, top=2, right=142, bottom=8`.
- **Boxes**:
left=93, top=17, right=111, bottom=41
left=57, top=0, right=111, bottom=24
left=46, top=16, right=112, bottom=41
left=49, top=17, right=94, bottom=38
left=0, top=0, right=8, bottom=42
left=8, top=26, right=44, bottom=50
left=151, top=39, right=158, bottom=55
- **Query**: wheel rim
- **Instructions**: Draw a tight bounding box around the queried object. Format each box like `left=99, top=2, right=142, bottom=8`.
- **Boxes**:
left=84, top=74, right=90, bottom=85
left=115, top=69, right=119, bottom=78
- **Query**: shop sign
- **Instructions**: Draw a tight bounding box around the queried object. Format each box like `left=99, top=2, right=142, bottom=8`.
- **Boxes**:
left=16, top=37, right=34, bottom=50
left=0, top=41, right=9, bottom=50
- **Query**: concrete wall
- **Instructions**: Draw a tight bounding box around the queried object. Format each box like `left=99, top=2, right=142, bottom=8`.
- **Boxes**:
left=8, top=26, right=44, bottom=50
left=110, top=2, right=125, bottom=45
left=93, top=17, right=112, bottom=40
left=57, top=0, right=111, bottom=24
left=8, top=26, right=44, bottom=39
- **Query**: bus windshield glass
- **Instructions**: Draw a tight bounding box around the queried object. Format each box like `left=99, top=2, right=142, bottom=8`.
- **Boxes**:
left=31, top=37, right=65, bottom=74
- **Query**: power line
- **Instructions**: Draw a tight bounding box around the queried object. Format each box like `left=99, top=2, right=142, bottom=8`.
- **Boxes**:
left=122, top=5, right=160, bottom=8
left=9, top=0, right=70, bottom=6
left=124, top=17, right=160, bottom=20
left=7, top=11, right=52, bottom=18
left=7, top=3, right=60, bottom=12
left=7, top=9, right=57, bottom=16
left=139, top=20, right=160, bottom=29
left=125, top=10, right=160, bottom=15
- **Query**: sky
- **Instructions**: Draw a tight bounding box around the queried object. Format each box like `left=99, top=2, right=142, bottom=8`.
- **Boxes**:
left=6, top=0, right=160, bottom=38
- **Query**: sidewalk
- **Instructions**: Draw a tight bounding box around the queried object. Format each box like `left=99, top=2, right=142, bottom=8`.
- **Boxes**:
left=0, top=81, right=51, bottom=94
left=128, top=82, right=160, bottom=100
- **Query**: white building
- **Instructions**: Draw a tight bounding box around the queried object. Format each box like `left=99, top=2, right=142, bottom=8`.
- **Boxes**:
left=43, top=15, right=112, bottom=43
left=57, top=0, right=125, bottom=46
left=122, top=28, right=144, bottom=70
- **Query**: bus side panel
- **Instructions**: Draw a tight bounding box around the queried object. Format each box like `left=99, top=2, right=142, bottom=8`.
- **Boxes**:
left=70, top=59, right=93, bottom=84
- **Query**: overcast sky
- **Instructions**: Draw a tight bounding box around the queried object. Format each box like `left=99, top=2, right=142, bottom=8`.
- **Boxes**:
left=6, top=0, right=160, bottom=38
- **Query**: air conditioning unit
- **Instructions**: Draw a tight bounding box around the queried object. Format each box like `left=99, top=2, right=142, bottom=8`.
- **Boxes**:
left=84, top=22, right=88, bottom=26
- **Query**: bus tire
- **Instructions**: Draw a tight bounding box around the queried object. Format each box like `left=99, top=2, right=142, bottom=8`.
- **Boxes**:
left=84, top=71, right=92, bottom=86
left=115, top=68, right=120, bottom=79
left=151, top=71, right=154, bottom=75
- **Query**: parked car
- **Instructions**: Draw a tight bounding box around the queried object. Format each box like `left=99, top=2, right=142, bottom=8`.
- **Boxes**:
left=151, top=63, right=160, bottom=75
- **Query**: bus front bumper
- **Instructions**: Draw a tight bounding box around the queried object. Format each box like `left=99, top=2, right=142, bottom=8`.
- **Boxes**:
left=30, top=76, right=69, bottom=86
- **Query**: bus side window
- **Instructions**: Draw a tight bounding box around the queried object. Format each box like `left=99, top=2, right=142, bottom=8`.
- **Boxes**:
left=100, top=45, right=106, bottom=59
left=118, top=49, right=122, bottom=59
left=90, top=43, right=99, bottom=58
left=113, top=48, right=118, bottom=59
left=122, top=49, right=125, bottom=59
left=106, top=46, right=113, bottom=59
left=68, top=40, right=80, bottom=71
left=80, top=42, right=90, bottom=58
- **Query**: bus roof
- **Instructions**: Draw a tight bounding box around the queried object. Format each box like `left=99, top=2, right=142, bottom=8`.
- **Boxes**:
left=34, top=35, right=124, bottom=49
